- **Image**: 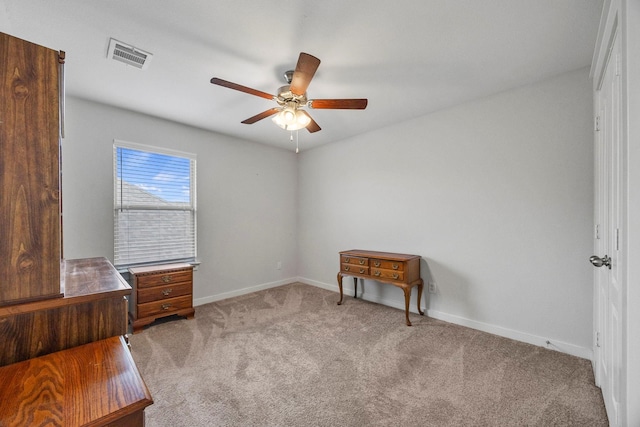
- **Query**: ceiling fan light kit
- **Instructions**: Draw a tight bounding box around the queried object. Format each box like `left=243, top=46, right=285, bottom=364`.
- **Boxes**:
left=272, top=102, right=311, bottom=131
left=210, top=52, right=368, bottom=140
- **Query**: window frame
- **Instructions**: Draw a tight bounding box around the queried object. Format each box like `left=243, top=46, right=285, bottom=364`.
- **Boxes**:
left=113, top=140, right=197, bottom=269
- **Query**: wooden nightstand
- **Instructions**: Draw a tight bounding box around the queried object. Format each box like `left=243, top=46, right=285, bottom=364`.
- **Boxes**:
left=128, top=263, right=195, bottom=333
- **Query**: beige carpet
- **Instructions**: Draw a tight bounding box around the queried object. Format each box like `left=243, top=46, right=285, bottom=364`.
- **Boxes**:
left=129, top=282, right=608, bottom=426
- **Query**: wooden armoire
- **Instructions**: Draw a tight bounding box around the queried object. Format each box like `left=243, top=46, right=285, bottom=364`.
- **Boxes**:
left=0, top=32, right=152, bottom=426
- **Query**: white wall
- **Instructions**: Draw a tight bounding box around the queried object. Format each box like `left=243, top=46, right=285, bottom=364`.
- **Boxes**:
left=298, top=68, right=595, bottom=358
left=62, top=97, right=299, bottom=301
left=62, top=68, right=596, bottom=359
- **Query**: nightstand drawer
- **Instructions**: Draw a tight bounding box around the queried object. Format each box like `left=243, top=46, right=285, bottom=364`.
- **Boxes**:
left=136, top=269, right=192, bottom=288
left=137, top=282, right=192, bottom=304
left=137, top=295, right=193, bottom=319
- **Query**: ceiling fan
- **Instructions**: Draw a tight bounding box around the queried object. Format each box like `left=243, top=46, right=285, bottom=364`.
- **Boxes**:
left=210, top=52, right=367, bottom=133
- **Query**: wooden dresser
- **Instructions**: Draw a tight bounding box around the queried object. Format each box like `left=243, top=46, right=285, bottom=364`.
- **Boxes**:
left=0, top=32, right=152, bottom=426
left=337, top=250, right=424, bottom=326
left=128, top=263, right=195, bottom=333
left=0, top=336, right=153, bottom=427
left=0, top=257, right=131, bottom=366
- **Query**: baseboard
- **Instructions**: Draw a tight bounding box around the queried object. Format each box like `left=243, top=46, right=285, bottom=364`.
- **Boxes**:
left=425, top=310, right=593, bottom=361
left=193, top=277, right=297, bottom=306
left=299, top=277, right=593, bottom=361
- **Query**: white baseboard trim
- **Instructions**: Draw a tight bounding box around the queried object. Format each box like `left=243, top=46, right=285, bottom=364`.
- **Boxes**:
left=193, top=277, right=298, bottom=307
left=425, top=310, right=593, bottom=361
left=299, top=277, right=593, bottom=361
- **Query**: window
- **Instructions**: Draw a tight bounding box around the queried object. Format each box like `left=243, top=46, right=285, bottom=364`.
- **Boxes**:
left=114, top=141, right=196, bottom=267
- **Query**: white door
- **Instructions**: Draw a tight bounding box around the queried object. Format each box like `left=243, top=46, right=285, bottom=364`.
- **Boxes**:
left=592, top=29, right=623, bottom=427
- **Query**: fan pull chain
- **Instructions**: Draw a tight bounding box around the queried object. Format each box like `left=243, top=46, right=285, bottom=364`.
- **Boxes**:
left=290, top=131, right=299, bottom=153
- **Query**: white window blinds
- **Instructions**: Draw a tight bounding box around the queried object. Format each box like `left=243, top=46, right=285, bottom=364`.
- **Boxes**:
left=114, top=141, right=196, bottom=267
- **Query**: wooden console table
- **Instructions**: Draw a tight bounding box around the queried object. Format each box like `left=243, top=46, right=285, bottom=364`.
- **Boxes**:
left=337, top=250, right=424, bottom=326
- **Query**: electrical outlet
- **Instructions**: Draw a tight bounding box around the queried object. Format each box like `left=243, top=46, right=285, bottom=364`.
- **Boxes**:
left=428, top=282, right=437, bottom=294
left=276, top=261, right=282, bottom=270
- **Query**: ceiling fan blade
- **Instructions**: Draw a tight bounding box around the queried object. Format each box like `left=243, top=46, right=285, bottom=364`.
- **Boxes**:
left=299, top=110, right=321, bottom=133
left=241, top=107, right=281, bottom=124
left=289, top=53, right=321, bottom=96
left=309, top=99, right=368, bottom=109
left=210, top=77, right=275, bottom=100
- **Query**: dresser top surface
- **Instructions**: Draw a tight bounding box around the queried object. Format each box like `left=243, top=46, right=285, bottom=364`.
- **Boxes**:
left=63, top=257, right=131, bottom=297
left=340, top=250, right=421, bottom=261
left=0, top=336, right=153, bottom=426
left=0, top=257, right=130, bottom=318
left=128, top=262, right=193, bottom=275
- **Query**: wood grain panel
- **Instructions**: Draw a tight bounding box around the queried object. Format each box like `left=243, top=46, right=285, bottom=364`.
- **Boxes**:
left=0, top=257, right=131, bottom=366
left=0, top=32, right=62, bottom=304
left=0, top=296, right=127, bottom=366
left=0, top=336, right=153, bottom=427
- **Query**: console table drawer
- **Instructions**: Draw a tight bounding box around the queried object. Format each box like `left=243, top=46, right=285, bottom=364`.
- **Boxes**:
left=341, top=255, right=368, bottom=266
left=137, top=295, right=192, bottom=319
left=342, top=264, right=369, bottom=275
left=371, top=259, right=404, bottom=271
left=372, top=268, right=404, bottom=281
left=136, top=270, right=192, bottom=288
left=137, top=282, right=192, bottom=304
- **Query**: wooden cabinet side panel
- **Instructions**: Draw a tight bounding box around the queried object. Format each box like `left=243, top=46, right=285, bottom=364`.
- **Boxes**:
left=0, top=32, right=61, bottom=303
left=0, top=296, right=127, bottom=366
left=406, top=258, right=421, bottom=283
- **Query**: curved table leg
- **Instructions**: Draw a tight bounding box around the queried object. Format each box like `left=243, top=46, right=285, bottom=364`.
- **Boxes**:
left=417, top=279, right=425, bottom=315
left=337, top=272, right=344, bottom=305
left=402, top=286, right=412, bottom=326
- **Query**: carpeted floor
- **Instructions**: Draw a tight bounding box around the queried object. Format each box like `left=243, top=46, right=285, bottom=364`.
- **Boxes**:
left=129, top=282, right=608, bottom=426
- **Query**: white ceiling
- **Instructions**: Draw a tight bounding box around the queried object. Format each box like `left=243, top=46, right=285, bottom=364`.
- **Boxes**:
left=2, top=0, right=603, bottom=151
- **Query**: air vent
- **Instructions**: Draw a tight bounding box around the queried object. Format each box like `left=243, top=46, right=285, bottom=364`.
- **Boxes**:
left=107, top=38, right=152, bottom=69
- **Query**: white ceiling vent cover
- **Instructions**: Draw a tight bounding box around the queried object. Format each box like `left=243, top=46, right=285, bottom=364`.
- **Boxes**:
left=107, top=38, right=152, bottom=69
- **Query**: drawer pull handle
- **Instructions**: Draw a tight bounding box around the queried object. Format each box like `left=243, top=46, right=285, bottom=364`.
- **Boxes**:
left=161, top=303, right=172, bottom=310
left=374, top=261, right=380, bottom=267
left=161, top=275, right=172, bottom=283
left=374, top=270, right=381, bottom=277
left=162, top=288, right=173, bottom=296
left=392, top=273, right=399, bottom=279
left=359, top=259, right=365, bottom=265
left=392, top=264, right=399, bottom=270
left=344, top=266, right=350, bottom=271
left=359, top=268, right=365, bottom=274
left=344, top=257, right=350, bottom=263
